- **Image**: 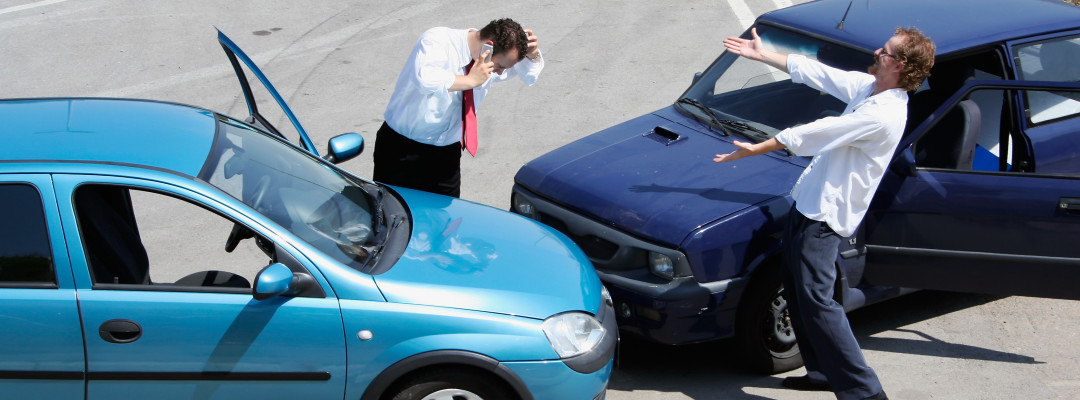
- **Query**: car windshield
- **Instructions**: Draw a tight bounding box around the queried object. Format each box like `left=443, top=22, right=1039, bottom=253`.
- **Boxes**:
left=200, top=116, right=389, bottom=270
left=678, top=24, right=872, bottom=143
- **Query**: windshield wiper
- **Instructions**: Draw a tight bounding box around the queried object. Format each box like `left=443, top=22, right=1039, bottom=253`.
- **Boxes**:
left=715, top=119, right=795, bottom=156
left=715, top=119, right=770, bottom=141
left=676, top=98, right=728, bottom=136
left=676, top=98, right=793, bottom=156
left=372, top=185, right=385, bottom=234
left=362, top=214, right=402, bottom=272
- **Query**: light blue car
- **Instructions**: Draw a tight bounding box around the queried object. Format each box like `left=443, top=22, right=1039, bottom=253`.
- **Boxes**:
left=0, top=31, right=614, bottom=400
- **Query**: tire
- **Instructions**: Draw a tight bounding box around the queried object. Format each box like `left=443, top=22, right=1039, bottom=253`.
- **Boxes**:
left=386, top=368, right=517, bottom=400
left=733, top=267, right=803, bottom=374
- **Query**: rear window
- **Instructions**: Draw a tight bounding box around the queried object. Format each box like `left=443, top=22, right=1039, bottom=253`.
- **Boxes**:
left=1015, top=36, right=1080, bottom=126
left=0, top=184, right=55, bottom=286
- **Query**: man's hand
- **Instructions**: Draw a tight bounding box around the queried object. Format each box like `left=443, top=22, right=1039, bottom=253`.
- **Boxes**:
left=524, top=28, right=540, bottom=60
left=714, top=138, right=787, bottom=163
left=723, top=27, right=788, bottom=72
left=467, top=51, right=494, bottom=87
left=713, top=140, right=756, bottom=163
left=723, top=27, right=766, bottom=61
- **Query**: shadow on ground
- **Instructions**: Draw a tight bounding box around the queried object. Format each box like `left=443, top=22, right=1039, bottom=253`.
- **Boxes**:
left=608, top=290, right=1030, bottom=399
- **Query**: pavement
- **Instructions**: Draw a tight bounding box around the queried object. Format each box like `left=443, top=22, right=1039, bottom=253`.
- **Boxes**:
left=4, top=0, right=1080, bottom=398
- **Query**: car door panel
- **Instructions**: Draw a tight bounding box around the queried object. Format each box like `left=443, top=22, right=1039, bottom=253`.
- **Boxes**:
left=866, top=81, right=1080, bottom=300
left=79, top=292, right=345, bottom=399
left=51, top=175, right=347, bottom=400
left=866, top=167, right=1080, bottom=299
left=0, top=177, right=85, bottom=398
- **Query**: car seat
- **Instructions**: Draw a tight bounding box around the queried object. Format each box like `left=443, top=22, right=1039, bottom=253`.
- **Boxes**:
left=76, top=186, right=151, bottom=285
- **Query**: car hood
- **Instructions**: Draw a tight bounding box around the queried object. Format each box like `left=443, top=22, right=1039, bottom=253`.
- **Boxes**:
left=515, top=106, right=804, bottom=247
left=372, top=188, right=603, bottom=319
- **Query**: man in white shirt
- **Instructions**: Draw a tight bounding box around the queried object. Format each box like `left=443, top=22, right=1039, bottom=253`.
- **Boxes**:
left=374, top=18, right=543, bottom=198
left=715, top=27, right=935, bottom=400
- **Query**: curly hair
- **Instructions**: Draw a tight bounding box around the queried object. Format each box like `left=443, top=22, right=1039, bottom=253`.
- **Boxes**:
left=892, top=27, right=936, bottom=91
left=478, top=18, right=529, bottom=61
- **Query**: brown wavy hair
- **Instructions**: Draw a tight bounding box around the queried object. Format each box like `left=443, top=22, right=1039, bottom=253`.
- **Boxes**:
left=892, top=27, right=936, bottom=91
left=479, top=18, right=529, bottom=61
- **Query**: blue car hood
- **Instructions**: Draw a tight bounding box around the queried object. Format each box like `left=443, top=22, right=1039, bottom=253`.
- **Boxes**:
left=515, top=106, right=804, bottom=247
left=372, top=188, right=602, bottom=320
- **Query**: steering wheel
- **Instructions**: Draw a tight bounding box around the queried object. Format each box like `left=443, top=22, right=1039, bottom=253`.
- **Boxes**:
left=224, top=176, right=272, bottom=253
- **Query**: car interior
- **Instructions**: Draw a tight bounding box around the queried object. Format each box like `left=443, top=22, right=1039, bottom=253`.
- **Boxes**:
left=909, top=50, right=1017, bottom=172
left=75, top=185, right=254, bottom=289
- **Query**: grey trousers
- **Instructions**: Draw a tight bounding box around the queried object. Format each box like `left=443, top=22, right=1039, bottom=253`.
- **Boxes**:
left=782, top=205, right=882, bottom=400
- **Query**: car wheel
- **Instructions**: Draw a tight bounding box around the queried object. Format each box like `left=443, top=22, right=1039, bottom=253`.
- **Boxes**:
left=734, top=267, right=803, bottom=374
left=386, top=368, right=516, bottom=400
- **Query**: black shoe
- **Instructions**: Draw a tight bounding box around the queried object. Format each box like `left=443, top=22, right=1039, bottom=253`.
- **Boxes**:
left=780, top=375, right=832, bottom=391
left=863, top=391, right=888, bottom=400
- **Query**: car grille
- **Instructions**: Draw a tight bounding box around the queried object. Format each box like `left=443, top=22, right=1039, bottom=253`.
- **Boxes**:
left=539, top=214, right=620, bottom=260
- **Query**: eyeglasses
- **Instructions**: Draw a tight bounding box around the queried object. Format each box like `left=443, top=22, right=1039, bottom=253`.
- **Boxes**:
left=876, top=49, right=899, bottom=62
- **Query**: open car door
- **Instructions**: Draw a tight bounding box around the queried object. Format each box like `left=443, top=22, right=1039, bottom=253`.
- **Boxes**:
left=217, top=30, right=319, bottom=156
left=864, top=79, right=1080, bottom=301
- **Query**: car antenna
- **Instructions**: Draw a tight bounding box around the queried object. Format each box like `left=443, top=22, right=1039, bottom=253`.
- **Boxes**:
left=835, top=0, right=854, bottom=30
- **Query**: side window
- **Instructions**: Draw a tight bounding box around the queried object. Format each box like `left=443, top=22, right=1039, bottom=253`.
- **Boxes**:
left=74, top=184, right=274, bottom=291
left=913, top=53, right=1010, bottom=172
left=1015, top=36, right=1080, bottom=125
left=1024, top=87, right=1080, bottom=176
left=0, top=184, right=55, bottom=286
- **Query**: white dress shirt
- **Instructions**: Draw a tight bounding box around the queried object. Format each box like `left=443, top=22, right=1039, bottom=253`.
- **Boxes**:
left=383, top=27, right=544, bottom=146
left=773, top=54, right=909, bottom=237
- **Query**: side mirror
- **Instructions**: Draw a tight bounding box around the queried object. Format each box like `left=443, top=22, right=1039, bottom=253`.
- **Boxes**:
left=891, top=147, right=918, bottom=177
left=692, top=72, right=703, bottom=84
left=323, top=133, right=364, bottom=164
left=252, top=263, right=317, bottom=300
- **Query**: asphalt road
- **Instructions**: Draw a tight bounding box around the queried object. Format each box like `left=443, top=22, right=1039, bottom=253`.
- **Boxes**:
left=4, top=0, right=1080, bottom=399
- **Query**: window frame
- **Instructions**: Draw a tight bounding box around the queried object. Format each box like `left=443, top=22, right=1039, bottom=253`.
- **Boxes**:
left=0, top=181, right=59, bottom=289
left=1009, top=31, right=1080, bottom=128
left=55, top=174, right=326, bottom=298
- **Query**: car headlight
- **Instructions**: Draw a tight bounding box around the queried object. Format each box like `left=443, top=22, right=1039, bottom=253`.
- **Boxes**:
left=649, top=251, right=675, bottom=280
left=511, top=192, right=538, bottom=220
left=541, top=312, right=606, bottom=358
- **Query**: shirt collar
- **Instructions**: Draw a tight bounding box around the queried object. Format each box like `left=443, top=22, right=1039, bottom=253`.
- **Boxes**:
left=460, top=28, right=477, bottom=70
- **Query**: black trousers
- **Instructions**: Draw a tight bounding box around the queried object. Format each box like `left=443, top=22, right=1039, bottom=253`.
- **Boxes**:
left=781, top=204, right=881, bottom=400
left=372, top=122, right=462, bottom=198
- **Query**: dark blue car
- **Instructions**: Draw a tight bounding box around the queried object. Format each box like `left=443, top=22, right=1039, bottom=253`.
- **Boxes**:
left=511, top=0, right=1080, bottom=373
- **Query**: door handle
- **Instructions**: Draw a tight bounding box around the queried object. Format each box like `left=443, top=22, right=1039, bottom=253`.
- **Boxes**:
left=1060, top=198, right=1080, bottom=215
left=99, top=319, right=142, bottom=344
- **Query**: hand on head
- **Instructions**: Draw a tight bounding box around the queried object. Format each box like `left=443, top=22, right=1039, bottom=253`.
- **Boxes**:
left=524, top=28, right=540, bottom=59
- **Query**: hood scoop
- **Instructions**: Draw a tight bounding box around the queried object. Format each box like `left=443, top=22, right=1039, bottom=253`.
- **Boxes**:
left=643, top=126, right=686, bottom=146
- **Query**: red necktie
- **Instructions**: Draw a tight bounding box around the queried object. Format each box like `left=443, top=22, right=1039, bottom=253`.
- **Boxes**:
left=461, top=62, right=478, bottom=157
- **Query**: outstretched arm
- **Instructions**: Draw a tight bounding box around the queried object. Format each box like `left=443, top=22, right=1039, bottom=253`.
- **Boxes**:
left=713, top=138, right=787, bottom=163
left=723, top=27, right=788, bottom=73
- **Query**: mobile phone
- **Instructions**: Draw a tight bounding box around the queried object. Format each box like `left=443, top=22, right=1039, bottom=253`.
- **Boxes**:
left=481, top=43, right=493, bottom=63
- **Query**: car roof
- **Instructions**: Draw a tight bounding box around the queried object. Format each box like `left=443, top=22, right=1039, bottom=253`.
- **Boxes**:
left=1, top=98, right=217, bottom=177
left=760, top=0, right=1080, bottom=56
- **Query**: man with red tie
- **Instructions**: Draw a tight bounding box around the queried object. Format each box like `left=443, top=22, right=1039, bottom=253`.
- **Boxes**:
left=373, top=18, right=543, bottom=198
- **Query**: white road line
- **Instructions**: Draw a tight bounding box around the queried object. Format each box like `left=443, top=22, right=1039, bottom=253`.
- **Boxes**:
left=729, top=0, right=757, bottom=29
left=0, top=0, right=69, bottom=16
left=772, top=0, right=795, bottom=10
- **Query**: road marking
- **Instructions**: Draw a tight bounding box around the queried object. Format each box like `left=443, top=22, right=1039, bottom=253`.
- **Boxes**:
left=0, top=0, right=69, bottom=16
left=97, top=1, right=440, bottom=98
left=729, top=0, right=757, bottom=29
left=772, top=0, right=795, bottom=9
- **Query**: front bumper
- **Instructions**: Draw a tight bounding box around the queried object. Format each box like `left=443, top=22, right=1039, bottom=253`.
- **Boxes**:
left=511, top=186, right=748, bottom=345
left=601, top=270, right=748, bottom=344
left=503, top=358, right=612, bottom=400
